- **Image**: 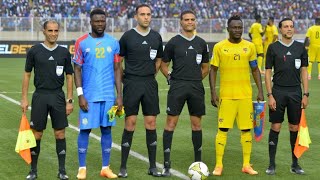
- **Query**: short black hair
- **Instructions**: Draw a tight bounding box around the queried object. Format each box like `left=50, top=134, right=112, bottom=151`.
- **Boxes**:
left=255, top=14, right=261, bottom=20
left=227, top=15, right=242, bottom=26
left=90, top=8, right=106, bottom=19
left=278, top=17, right=294, bottom=28
left=135, top=4, right=151, bottom=14
left=180, top=10, right=196, bottom=20
left=315, top=17, right=320, bottom=24
left=43, top=20, right=59, bottom=29
left=269, top=17, right=274, bottom=21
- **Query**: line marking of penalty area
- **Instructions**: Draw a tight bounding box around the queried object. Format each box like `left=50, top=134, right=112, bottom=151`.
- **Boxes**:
left=0, top=93, right=189, bottom=180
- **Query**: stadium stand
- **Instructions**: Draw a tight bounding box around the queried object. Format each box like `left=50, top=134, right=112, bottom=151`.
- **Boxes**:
left=1, top=0, right=320, bottom=19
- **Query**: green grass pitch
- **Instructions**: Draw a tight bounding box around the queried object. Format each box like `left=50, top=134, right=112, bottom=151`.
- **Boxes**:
left=0, top=58, right=319, bottom=180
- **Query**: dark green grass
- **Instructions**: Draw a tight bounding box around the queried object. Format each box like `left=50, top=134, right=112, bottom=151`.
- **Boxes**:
left=0, top=58, right=319, bottom=180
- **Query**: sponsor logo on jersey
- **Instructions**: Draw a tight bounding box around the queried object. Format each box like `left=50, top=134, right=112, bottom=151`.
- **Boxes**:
left=107, top=46, right=112, bottom=53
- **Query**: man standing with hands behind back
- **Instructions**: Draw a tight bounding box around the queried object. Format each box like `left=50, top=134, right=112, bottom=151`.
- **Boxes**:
left=118, top=4, right=163, bottom=178
left=161, top=10, right=209, bottom=177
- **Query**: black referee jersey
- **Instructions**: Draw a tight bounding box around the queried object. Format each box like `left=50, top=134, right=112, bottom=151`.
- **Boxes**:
left=163, top=34, right=209, bottom=81
left=265, top=40, right=308, bottom=87
left=25, top=43, right=73, bottom=90
left=119, top=28, right=163, bottom=77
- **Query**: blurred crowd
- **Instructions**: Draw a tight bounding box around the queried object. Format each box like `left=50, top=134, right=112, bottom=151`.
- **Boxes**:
left=1, top=0, right=320, bottom=19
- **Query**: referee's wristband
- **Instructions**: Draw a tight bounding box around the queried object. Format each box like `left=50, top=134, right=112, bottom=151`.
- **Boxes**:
left=77, top=87, right=83, bottom=96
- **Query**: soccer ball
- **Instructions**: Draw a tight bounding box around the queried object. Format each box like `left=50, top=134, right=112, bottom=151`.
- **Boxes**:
left=187, top=162, right=209, bottom=180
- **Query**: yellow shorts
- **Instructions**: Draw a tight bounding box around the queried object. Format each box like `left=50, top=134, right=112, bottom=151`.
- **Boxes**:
left=217, top=99, right=253, bottom=129
left=308, top=45, right=320, bottom=63
left=254, top=43, right=264, bottom=54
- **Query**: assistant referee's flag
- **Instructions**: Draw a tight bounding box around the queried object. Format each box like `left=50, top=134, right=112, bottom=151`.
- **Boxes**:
left=294, top=109, right=312, bottom=158
left=15, top=114, right=36, bottom=164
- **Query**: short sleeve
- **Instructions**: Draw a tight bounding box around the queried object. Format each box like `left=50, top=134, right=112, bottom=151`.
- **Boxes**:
left=73, top=39, right=84, bottom=65
left=265, top=44, right=274, bottom=69
left=210, top=44, right=220, bottom=67
left=301, top=46, right=308, bottom=67
left=162, top=40, right=174, bottom=63
left=156, top=34, right=164, bottom=58
left=114, top=40, right=120, bottom=55
left=201, top=41, right=209, bottom=63
left=249, top=43, right=257, bottom=62
left=65, top=50, right=74, bottom=74
left=305, top=27, right=311, bottom=38
left=119, top=33, right=127, bottom=57
left=25, top=47, right=35, bottom=72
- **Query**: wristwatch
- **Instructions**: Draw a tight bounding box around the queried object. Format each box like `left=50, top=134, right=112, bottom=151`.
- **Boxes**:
left=303, top=93, right=309, bottom=97
left=267, top=93, right=272, bottom=97
left=66, top=99, right=74, bottom=104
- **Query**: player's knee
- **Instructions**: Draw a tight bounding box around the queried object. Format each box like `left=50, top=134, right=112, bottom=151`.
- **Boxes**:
left=33, top=131, right=44, bottom=140
left=271, top=123, right=281, bottom=132
left=145, top=120, right=156, bottom=130
left=125, top=117, right=137, bottom=131
left=165, top=120, right=177, bottom=131
left=54, top=128, right=66, bottom=139
left=289, top=124, right=299, bottom=132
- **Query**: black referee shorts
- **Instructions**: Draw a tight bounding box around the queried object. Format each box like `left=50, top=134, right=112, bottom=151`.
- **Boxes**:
left=269, top=85, right=302, bottom=125
left=166, top=79, right=205, bottom=116
left=30, top=89, right=68, bottom=131
left=123, top=75, right=159, bottom=116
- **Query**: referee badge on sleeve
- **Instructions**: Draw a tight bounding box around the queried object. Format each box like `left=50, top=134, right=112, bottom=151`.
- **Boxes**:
left=295, top=59, right=301, bottom=69
left=196, top=54, right=202, bottom=65
left=150, top=49, right=157, bottom=60
left=56, top=66, right=64, bottom=76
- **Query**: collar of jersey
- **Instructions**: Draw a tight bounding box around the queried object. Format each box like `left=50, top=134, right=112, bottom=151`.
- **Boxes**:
left=41, top=43, right=58, bottom=51
left=178, top=33, right=195, bottom=41
left=133, top=27, right=151, bottom=36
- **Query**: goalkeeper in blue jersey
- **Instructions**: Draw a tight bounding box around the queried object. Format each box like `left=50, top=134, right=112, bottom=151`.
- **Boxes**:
left=72, top=8, right=123, bottom=179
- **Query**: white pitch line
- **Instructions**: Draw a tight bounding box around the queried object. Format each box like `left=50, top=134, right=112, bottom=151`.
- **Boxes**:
left=0, top=93, right=189, bottom=180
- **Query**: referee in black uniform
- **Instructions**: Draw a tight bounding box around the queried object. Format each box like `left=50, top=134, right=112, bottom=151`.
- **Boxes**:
left=160, top=10, right=209, bottom=176
left=21, top=20, right=74, bottom=180
left=265, top=18, right=309, bottom=175
left=118, top=4, right=163, bottom=177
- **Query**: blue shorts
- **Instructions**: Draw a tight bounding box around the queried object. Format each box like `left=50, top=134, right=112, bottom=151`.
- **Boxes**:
left=78, top=101, right=115, bottom=130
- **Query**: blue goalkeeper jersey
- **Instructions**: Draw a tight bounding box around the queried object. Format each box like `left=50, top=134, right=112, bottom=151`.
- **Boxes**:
left=73, top=33, right=120, bottom=102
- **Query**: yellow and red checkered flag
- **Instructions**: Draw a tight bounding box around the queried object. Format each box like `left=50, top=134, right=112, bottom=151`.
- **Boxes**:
left=15, top=114, right=36, bottom=164
left=294, top=109, right=312, bottom=158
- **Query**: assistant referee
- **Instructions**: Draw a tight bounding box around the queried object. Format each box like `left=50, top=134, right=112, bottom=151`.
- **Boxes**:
left=160, top=10, right=209, bottom=177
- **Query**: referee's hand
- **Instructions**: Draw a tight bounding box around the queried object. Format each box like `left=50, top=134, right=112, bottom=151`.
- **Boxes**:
left=20, top=99, right=28, bottom=113
left=66, top=103, right=73, bottom=116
